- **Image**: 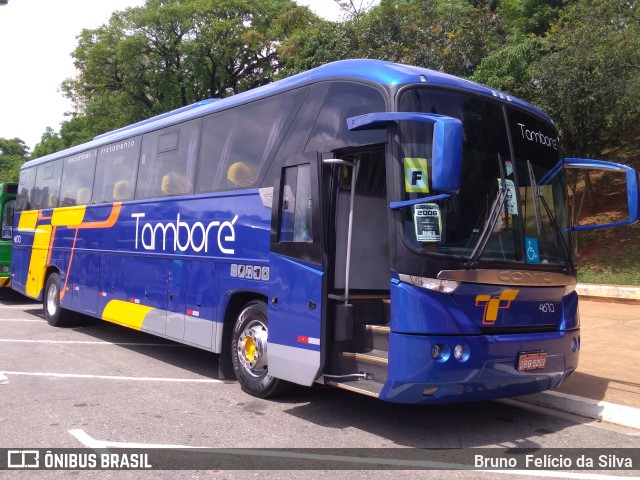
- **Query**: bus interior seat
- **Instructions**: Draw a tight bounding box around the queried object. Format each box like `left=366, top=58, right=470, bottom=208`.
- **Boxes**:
left=76, top=187, right=91, bottom=205
left=60, top=191, right=75, bottom=207
left=112, top=180, right=131, bottom=201
left=226, top=162, right=256, bottom=188
left=161, top=172, right=190, bottom=195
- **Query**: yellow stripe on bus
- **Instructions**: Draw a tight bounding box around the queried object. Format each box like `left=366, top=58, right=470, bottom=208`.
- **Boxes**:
left=0, top=278, right=10, bottom=288
left=25, top=224, right=53, bottom=299
left=102, top=299, right=155, bottom=330
left=51, top=205, right=87, bottom=227
left=17, top=210, right=38, bottom=231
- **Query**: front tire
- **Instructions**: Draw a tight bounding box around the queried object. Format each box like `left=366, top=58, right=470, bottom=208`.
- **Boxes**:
left=44, top=272, right=73, bottom=327
left=231, top=300, right=290, bottom=398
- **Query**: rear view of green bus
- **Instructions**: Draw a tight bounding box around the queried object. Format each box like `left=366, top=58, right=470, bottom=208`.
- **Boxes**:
left=0, top=183, right=17, bottom=288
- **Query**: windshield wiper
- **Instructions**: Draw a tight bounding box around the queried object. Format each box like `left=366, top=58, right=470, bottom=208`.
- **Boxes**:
left=527, top=160, right=542, bottom=235
left=527, top=160, right=574, bottom=271
left=538, top=194, right=575, bottom=272
left=466, top=155, right=508, bottom=268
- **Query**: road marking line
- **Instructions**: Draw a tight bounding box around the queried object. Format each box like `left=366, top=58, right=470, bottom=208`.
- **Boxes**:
left=67, top=430, right=637, bottom=478
left=0, top=339, right=185, bottom=346
left=0, top=305, right=41, bottom=309
left=1, top=371, right=221, bottom=383
left=0, top=319, right=46, bottom=323
left=0, top=373, right=8, bottom=384
left=70, top=429, right=192, bottom=449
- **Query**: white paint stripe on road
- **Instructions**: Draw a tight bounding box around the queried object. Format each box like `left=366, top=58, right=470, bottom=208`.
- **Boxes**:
left=1, top=371, right=221, bottom=383
left=68, top=430, right=635, bottom=478
left=70, top=429, right=193, bottom=449
left=0, top=305, right=41, bottom=309
left=0, top=338, right=185, bottom=346
left=0, top=319, right=46, bottom=322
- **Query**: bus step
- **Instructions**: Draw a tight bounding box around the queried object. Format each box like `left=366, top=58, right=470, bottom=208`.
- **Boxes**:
left=325, top=378, right=383, bottom=398
left=364, top=324, right=390, bottom=351
left=339, top=349, right=388, bottom=384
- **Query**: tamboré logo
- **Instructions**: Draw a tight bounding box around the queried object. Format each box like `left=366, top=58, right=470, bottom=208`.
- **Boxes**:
left=474, top=290, right=519, bottom=325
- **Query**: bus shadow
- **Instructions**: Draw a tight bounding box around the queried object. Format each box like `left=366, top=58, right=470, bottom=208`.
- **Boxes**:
left=0, top=288, right=39, bottom=305
left=276, top=386, right=590, bottom=448
left=64, top=315, right=618, bottom=448
left=71, top=314, right=223, bottom=380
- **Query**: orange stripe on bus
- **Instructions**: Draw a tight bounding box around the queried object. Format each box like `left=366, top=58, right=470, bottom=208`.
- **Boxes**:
left=78, top=202, right=121, bottom=229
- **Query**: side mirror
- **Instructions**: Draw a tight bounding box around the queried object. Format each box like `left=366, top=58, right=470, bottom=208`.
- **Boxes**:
left=563, top=158, right=639, bottom=231
left=347, top=112, right=463, bottom=195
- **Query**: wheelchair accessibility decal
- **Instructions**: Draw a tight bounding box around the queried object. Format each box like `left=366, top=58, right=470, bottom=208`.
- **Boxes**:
left=525, top=237, right=540, bottom=263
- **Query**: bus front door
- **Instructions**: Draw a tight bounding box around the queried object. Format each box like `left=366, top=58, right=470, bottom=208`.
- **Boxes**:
left=268, top=152, right=326, bottom=386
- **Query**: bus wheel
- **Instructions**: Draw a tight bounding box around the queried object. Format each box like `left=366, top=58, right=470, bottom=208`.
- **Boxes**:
left=231, top=300, right=290, bottom=398
left=44, top=273, right=73, bottom=327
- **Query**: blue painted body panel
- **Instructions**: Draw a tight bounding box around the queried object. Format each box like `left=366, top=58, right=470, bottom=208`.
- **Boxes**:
left=12, top=191, right=272, bottom=352
left=268, top=254, right=323, bottom=353
left=380, top=280, right=580, bottom=404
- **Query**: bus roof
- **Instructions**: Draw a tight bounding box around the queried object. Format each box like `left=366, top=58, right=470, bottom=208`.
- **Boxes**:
left=22, top=59, right=553, bottom=169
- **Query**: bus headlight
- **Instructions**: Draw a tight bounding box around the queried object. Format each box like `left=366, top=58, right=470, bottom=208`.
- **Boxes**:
left=399, top=274, right=460, bottom=294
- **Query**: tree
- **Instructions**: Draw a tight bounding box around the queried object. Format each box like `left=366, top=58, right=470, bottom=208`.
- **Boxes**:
left=0, top=138, right=29, bottom=182
left=345, top=0, right=501, bottom=78
left=333, top=0, right=378, bottom=19
left=532, top=0, right=640, bottom=156
left=61, top=0, right=319, bottom=142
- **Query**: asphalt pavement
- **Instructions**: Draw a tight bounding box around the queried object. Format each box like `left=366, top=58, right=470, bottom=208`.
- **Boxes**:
left=514, top=284, right=640, bottom=430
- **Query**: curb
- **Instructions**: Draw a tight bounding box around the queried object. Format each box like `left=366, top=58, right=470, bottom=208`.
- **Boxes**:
left=576, top=284, right=640, bottom=303
left=514, top=391, right=640, bottom=430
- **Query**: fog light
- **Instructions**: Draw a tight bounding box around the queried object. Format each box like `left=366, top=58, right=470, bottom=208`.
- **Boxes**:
left=1, top=266, right=8, bottom=273
left=431, top=343, right=450, bottom=362
left=453, top=343, right=470, bottom=362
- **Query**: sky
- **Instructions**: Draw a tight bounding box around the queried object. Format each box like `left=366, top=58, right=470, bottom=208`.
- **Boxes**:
left=0, top=0, right=344, bottom=152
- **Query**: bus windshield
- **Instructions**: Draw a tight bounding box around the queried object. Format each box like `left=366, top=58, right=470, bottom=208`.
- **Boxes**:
left=398, top=88, right=570, bottom=267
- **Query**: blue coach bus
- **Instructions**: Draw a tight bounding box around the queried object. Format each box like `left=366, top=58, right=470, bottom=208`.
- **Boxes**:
left=11, top=60, right=639, bottom=403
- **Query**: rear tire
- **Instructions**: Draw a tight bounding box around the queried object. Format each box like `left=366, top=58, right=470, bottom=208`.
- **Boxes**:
left=231, top=300, right=291, bottom=398
left=43, top=272, right=73, bottom=327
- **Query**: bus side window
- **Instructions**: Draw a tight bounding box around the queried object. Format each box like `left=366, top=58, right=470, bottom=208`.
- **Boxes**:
left=32, top=160, right=63, bottom=210
left=196, top=89, right=305, bottom=194
left=16, top=168, right=36, bottom=211
left=136, top=119, right=200, bottom=199
left=92, top=137, right=141, bottom=204
left=58, top=150, right=97, bottom=207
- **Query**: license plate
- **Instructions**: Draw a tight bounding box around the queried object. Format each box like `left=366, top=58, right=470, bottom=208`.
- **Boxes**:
left=517, top=352, right=547, bottom=371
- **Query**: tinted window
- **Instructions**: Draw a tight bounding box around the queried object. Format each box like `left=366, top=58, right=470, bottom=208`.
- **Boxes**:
left=32, top=160, right=63, bottom=210
left=136, top=120, right=200, bottom=199
left=196, top=90, right=305, bottom=193
left=16, top=168, right=36, bottom=211
left=59, top=150, right=97, bottom=206
left=2, top=199, right=15, bottom=239
left=305, top=82, right=386, bottom=153
left=93, top=137, right=141, bottom=203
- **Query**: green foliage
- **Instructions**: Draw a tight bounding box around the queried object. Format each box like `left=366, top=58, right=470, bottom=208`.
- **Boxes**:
left=532, top=0, right=640, bottom=156
left=0, top=138, right=29, bottom=182
left=471, top=35, right=542, bottom=100
left=346, top=0, right=501, bottom=77
left=59, top=0, right=318, bottom=143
